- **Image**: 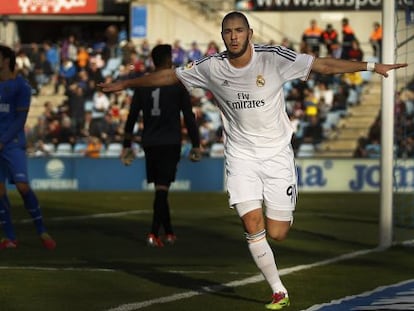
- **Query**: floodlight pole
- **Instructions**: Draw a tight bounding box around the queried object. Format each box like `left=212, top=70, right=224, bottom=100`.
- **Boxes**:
left=379, top=0, right=395, bottom=248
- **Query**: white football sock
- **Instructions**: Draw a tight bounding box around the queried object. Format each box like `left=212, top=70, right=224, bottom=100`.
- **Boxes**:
left=247, top=230, right=288, bottom=295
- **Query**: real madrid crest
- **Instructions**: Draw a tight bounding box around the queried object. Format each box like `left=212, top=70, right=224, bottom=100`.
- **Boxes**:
left=185, top=61, right=194, bottom=70
left=256, top=75, right=265, bottom=87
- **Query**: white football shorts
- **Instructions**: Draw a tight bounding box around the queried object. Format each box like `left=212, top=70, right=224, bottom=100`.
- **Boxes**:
left=226, top=144, right=297, bottom=221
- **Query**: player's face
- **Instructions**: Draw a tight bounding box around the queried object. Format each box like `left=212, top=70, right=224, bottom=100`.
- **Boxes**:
left=221, top=17, right=252, bottom=59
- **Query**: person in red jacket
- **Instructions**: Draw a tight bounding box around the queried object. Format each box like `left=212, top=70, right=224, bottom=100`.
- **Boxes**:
left=321, top=24, right=338, bottom=56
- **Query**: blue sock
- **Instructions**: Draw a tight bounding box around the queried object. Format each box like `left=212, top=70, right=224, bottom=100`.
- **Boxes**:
left=21, top=189, right=46, bottom=235
left=0, top=195, right=16, bottom=240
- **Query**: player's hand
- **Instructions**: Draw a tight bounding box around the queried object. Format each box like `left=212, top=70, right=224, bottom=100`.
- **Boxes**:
left=98, top=80, right=127, bottom=93
left=375, top=63, right=407, bottom=78
left=120, top=148, right=135, bottom=166
left=189, top=148, right=202, bottom=162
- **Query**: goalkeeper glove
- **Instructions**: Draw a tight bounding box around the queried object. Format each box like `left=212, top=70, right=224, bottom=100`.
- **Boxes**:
left=120, top=148, right=135, bottom=166
left=189, top=148, right=202, bottom=162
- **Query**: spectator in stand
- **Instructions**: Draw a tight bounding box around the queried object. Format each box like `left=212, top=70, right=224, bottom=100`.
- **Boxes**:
left=102, top=25, right=122, bottom=62
left=100, top=112, right=122, bottom=144
left=187, top=41, right=203, bottom=62
left=27, top=116, right=49, bottom=147
left=15, top=49, right=31, bottom=77
left=127, top=50, right=147, bottom=77
left=347, top=40, right=364, bottom=61
left=139, top=39, right=151, bottom=58
left=84, top=136, right=102, bottom=158
left=342, top=70, right=364, bottom=105
left=321, top=24, right=338, bottom=56
left=33, top=50, right=53, bottom=93
left=79, top=111, right=93, bottom=140
left=89, top=52, right=105, bottom=69
left=44, top=119, right=61, bottom=146
left=28, top=43, right=41, bottom=69
left=118, top=25, right=128, bottom=48
left=57, top=115, right=76, bottom=145
left=369, top=22, right=382, bottom=62
left=75, top=69, right=94, bottom=99
left=303, top=88, right=319, bottom=121
left=331, top=83, right=349, bottom=113
left=42, top=101, right=58, bottom=123
left=90, top=89, right=111, bottom=138
left=43, top=40, right=60, bottom=75
left=205, top=40, right=220, bottom=56
left=353, top=137, right=369, bottom=158
left=302, top=115, right=324, bottom=147
left=138, top=39, right=152, bottom=69
left=55, top=57, right=77, bottom=94
left=61, top=34, right=78, bottom=63
left=314, top=81, right=334, bottom=120
left=365, top=137, right=381, bottom=158
left=341, top=18, right=356, bottom=60
left=87, top=58, right=105, bottom=86
left=0, top=15, right=20, bottom=50
left=65, top=83, right=86, bottom=135
left=76, top=44, right=90, bottom=70
left=302, top=19, right=323, bottom=56
left=171, top=40, right=186, bottom=67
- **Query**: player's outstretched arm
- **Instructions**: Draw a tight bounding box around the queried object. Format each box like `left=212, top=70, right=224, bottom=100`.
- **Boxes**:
left=312, top=57, right=407, bottom=78
left=98, top=68, right=180, bottom=92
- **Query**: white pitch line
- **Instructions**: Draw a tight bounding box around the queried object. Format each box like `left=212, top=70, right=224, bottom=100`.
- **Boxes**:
left=0, top=266, right=116, bottom=272
left=17, top=210, right=150, bottom=224
left=105, top=247, right=386, bottom=311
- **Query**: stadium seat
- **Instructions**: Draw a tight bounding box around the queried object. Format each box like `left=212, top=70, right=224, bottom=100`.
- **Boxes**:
left=209, top=143, right=224, bottom=158
left=132, top=142, right=145, bottom=158
left=73, top=142, right=87, bottom=156
left=296, top=143, right=315, bottom=158
left=55, top=143, right=73, bottom=157
left=104, top=142, right=123, bottom=157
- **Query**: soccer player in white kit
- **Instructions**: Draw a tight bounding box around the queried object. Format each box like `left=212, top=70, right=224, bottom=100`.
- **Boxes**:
left=99, top=11, right=406, bottom=310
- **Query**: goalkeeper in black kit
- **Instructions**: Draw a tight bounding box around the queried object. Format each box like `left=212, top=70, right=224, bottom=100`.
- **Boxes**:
left=121, top=44, right=201, bottom=247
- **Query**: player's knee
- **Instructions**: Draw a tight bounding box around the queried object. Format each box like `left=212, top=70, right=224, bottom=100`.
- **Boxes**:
left=15, top=182, right=30, bottom=195
left=267, top=227, right=289, bottom=241
left=265, top=209, right=293, bottom=241
left=0, top=184, right=6, bottom=197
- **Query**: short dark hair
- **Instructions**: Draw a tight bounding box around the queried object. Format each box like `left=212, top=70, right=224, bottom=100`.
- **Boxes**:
left=222, top=11, right=250, bottom=31
left=0, top=44, right=16, bottom=71
left=151, top=44, right=172, bottom=68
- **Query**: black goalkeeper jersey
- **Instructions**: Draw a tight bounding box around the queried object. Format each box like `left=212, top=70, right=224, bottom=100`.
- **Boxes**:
left=124, top=83, right=200, bottom=148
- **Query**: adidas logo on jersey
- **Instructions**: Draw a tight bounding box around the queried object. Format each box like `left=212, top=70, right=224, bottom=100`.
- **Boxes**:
left=221, top=80, right=230, bottom=87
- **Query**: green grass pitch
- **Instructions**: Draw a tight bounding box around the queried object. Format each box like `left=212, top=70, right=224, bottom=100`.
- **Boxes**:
left=0, top=191, right=413, bottom=311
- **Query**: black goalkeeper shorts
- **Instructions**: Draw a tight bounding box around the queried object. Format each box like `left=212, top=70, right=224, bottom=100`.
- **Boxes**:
left=144, top=144, right=181, bottom=186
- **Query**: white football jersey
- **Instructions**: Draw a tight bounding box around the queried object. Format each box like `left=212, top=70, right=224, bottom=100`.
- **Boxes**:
left=176, top=44, right=314, bottom=160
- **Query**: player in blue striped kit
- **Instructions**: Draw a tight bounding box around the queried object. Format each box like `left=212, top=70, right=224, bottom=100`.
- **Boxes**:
left=0, top=44, right=56, bottom=250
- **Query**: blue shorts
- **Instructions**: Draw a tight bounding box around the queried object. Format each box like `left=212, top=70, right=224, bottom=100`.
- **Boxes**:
left=0, top=146, right=29, bottom=184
